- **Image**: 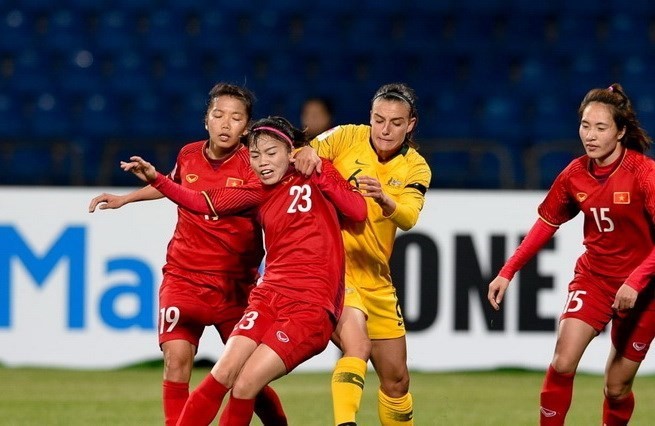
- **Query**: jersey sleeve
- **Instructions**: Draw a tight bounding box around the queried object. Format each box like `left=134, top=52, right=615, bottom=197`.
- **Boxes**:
left=151, top=172, right=263, bottom=216
left=314, top=159, right=367, bottom=222
left=498, top=218, right=558, bottom=280
left=151, top=172, right=213, bottom=214
left=386, top=158, right=432, bottom=231
left=309, top=125, right=346, bottom=160
left=537, top=167, right=580, bottom=226
left=624, top=162, right=655, bottom=291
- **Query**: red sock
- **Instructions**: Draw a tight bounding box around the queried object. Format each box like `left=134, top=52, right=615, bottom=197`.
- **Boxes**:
left=163, top=380, right=189, bottom=426
left=254, top=385, right=287, bottom=425
left=539, top=365, right=575, bottom=426
left=176, top=374, right=229, bottom=426
left=218, top=394, right=256, bottom=426
left=603, top=392, right=634, bottom=426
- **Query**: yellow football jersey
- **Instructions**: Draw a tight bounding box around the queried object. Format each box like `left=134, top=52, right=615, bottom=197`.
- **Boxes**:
left=311, top=124, right=432, bottom=290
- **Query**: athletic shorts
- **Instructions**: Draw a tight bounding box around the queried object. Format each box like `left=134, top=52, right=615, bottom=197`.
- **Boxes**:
left=345, top=283, right=405, bottom=340
left=561, top=269, right=655, bottom=362
left=230, top=285, right=335, bottom=372
left=158, top=268, right=253, bottom=348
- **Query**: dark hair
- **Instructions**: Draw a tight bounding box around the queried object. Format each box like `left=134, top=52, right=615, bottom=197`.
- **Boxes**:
left=206, top=82, right=255, bottom=120
left=578, top=83, right=652, bottom=153
left=372, top=83, right=419, bottom=148
left=302, top=96, right=334, bottom=117
left=247, top=116, right=307, bottom=150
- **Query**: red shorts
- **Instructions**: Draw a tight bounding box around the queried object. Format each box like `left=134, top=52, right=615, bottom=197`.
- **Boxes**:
left=158, top=267, right=253, bottom=347
left=231, top=285, right=335, bottom=372
left=562, top=270, right=655, bottom=362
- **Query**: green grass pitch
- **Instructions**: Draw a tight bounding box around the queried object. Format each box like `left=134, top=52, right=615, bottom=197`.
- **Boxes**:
left=2, top=363, right=655, bottom=425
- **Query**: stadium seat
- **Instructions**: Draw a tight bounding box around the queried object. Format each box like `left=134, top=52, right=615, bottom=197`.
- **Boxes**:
left=27, top=92, right=71, bottom=139
left=93, top=9, right=139, bottom=52
left=141, top=8, right=188, bottom=53
left=524, top=141, right=583, bottom=189
left=528, top=94, right=577, bottom=142
left=42, top=8, right=89, bottom=51
left=0, top=9, right=34, bottom=52
left=0, top=94, right=24, bottom=138
left=75, top=92, right=123, bottom=139
left=605, top=14, right=651, bottom=54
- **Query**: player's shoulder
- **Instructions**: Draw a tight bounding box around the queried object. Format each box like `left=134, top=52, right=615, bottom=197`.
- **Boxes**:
left=622, top=148, right=655, bottom=175
left=178, top=140, right=206, bottom=158
left=560, top=154, right=588, bottom=178
left=316, top=124, right=368, bottom=141
left=405, top=146, right=430, bottom=168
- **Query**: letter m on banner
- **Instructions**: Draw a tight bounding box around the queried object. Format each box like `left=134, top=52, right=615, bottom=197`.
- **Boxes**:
left=0, top=226, right=85, bottom=328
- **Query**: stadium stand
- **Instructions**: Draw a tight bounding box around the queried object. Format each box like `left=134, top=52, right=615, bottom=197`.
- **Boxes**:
left=1, top=1, right=655, bottom=188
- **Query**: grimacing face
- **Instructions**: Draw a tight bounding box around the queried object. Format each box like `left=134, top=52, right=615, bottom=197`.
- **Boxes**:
left=369, top=98, right=416, bottom=161
left=248, top=134, right=293, bottom=185
left=579, top=101, right=626, bottom=166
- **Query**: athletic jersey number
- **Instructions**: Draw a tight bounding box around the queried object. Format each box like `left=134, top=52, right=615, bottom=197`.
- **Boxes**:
left=563, top=290, right=587, bottom=313
left=590, top=207, right=614, bottom=232
left=159, top=306, right=180, bottom=334
left=237, top=311, right=259, bottom=330
left=287, top=184, right=312, bottom=213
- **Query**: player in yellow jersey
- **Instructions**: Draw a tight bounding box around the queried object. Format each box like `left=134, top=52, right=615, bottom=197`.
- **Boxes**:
left=295, top=83, right=432, bottom=426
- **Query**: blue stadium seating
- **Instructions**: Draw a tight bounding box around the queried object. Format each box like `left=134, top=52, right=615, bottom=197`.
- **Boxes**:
left=4, top=1, right=655, bottom=188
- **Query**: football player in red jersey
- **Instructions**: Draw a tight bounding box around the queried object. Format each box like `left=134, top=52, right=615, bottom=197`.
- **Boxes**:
left=88, top=83, right=286, bottom=426
left=121, top=116, right=367, bottom=426
left=488, top=83, right=655, bottom=426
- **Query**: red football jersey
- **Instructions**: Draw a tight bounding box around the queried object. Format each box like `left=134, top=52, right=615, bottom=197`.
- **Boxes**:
left=538, top=148, right=655, bottom=283
left=164, top=142, right=264, bottom=280
left=201, top=159, right=367, bottom=319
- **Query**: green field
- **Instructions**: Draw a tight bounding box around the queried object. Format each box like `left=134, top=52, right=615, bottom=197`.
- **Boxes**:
left=3, top=363, right=655, bottom=425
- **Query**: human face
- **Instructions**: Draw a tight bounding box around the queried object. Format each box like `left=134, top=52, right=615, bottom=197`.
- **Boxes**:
left=369, top=98, right=416, bottom=161
left=301, top=101, right=331, bottom=138
left=579, top=101, right=626, bottom=166
left=249, top=135, right=292, bottom=185
left=204, top=96, right=249, bottom=158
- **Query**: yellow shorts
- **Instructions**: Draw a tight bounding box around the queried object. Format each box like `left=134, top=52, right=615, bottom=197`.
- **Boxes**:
left=345, top=283, right=406, bottom=340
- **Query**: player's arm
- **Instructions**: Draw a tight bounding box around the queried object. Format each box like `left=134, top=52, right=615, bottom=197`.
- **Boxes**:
left=293, top=125, right=343, bottom=175
left=487, top=218, right=558, bottom=310
left=616, top=166, right=655, bottom=308
left=121, top=155, right=262, bottom=216
left=315, top=160, right=367, bottom=222
left=88, top=185, right=164, bottom=212
left=358, top=163, right=431, bottom=231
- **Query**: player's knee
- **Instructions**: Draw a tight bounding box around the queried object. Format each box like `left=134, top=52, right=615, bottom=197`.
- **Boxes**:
left=230, top=376, right=259, bottom=400
left=550, top=355, right=577, bottom=375
left=379, top=371, right=410, bottom=397
left=343, top=337, right=371, bottom=360
left=604, top=378, right=633, bottom=399
left=163, top=351, right=193, bottom=381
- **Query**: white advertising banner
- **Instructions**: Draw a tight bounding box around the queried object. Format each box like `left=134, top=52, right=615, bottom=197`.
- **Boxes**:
left=1, top=187, right=654, bottom=374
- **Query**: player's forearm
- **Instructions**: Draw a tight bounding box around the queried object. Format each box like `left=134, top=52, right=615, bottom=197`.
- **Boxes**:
left=123, top=184, right=165, bottom=204
left=384, top=195, right=421, bottom=231
left=499, top=218, right=557, bottom=280
left=151, top=173, right=212, bottom=214
left=625, top=246, right=655, bottom=292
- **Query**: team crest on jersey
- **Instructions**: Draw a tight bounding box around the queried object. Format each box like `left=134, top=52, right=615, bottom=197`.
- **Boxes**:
left=185, top=174, right=199, bottom=183
left=226, top=177, right=243, bottom=187
left=575, top=192, right=587, bottom=202
left=386, top=177, right=403, bottom=188
left=613, top=192, right=630, bottom=204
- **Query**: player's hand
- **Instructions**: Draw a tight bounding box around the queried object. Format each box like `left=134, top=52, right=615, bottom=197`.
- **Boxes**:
left=488, top=276, right=510, bottom=311
left=120, top=156, right=158, bottom=183
left=612, top=283, right=638, bottom=310
left=88, top=193, right=126, bottom=212
left=357, top=176, right=387, bottom=203
left=292, top=146, right=322, bottom=176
